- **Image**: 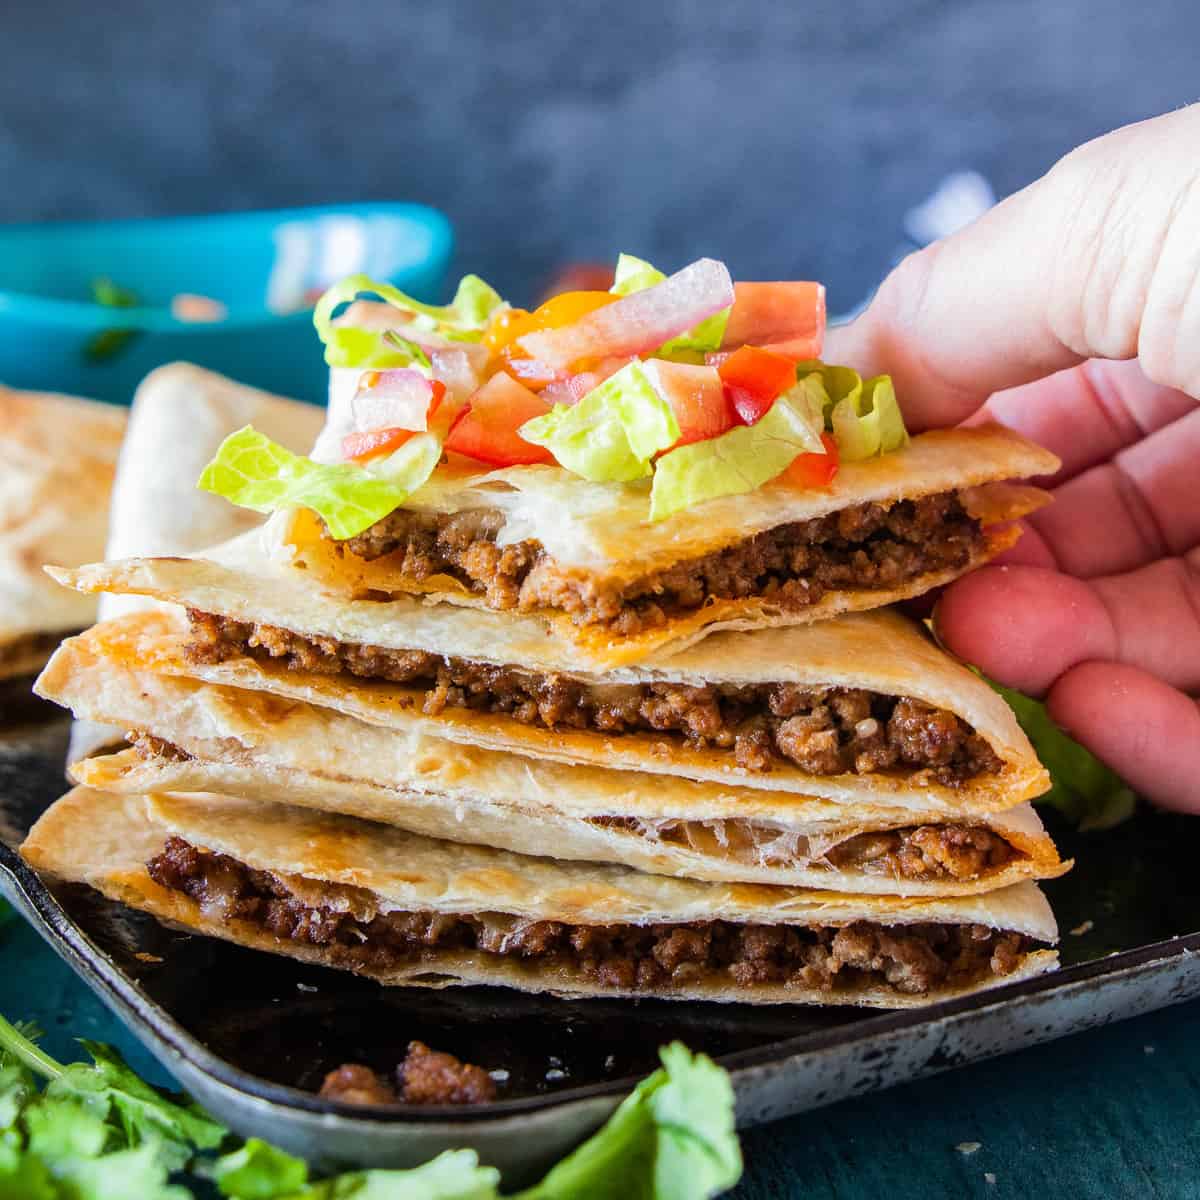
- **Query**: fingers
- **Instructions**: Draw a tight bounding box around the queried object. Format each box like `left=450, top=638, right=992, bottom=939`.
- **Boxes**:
left=1047, top=662, right=1200, bottom=813
left=1026, top=404, right=1200, bottom=577
left=933, top=559, right=1200, bottom=694
left=972, top=358, right=1197, bottom=485
left=826, top=105, right=1200, bottom=429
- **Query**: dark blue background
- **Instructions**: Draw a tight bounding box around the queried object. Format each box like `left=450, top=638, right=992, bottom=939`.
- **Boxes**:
left=2, top=1, right=1195, bottom=309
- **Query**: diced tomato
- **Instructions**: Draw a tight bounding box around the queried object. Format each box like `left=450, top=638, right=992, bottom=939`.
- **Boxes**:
left=784, top=432, right=839, bottom=487
left=649, top=362, right=733, bottom=447
left=342, top=427, right=414, bottom=462
left=444, top=372, right=555, bottom=466
left=723, top=282, right=826, bottom=360
left=342, top=382, right=446, bottom=461
left=717, top=345, right=798, bottom=425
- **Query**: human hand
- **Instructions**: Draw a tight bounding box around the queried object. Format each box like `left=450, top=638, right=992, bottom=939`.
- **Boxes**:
left=826, top=105, right=1200, bottom=811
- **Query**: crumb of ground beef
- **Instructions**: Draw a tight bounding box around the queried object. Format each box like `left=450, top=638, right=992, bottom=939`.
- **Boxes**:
left=145, top=838, right=1032, bottom=998
left=316, top=1045, right=497, bottom=1106
left=398, top=1041, right=496, bottom=1104
left=319, top=1063, right=396, bottom=1105
left=184, top=611, right=1002, bottom=785
left=321, top=492, right=985, bottom=632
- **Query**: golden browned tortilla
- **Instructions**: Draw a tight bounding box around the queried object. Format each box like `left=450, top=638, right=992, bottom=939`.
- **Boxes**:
left=21, top=787, right=1059, bottom=1007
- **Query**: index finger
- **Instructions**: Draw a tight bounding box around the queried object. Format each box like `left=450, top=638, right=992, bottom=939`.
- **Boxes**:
left=825, top=106, right=1200, bottom=430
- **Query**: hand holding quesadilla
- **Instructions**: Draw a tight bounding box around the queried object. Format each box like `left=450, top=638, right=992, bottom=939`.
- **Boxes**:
left=827, top=103, right=1200, bottom=812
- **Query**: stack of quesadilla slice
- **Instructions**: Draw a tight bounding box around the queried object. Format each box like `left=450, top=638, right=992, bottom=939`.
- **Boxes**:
left=24, top=257, right=1068, bottom=1009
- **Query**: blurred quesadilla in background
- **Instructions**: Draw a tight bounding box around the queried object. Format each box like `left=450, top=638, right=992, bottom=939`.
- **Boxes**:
left=66, top=363, right=322, bottom=758
left=0, top=386, right=125, bottom=682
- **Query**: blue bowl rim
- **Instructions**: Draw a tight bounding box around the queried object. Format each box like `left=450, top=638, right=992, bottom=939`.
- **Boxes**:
left=0, top=202, right=454, bottom=332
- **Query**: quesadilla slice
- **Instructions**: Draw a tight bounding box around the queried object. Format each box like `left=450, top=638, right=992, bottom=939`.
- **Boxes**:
left=22, top=787, right=1059, bottom=1006
left=192, top=257, right=1057, bottom=668
left=0, top=385, right=126, bottom=679
left=43, top=576, right=1049, bottom=807
left=69, top=364, right=323, bottom=759
left=73, top=747, right=1066, bottom=896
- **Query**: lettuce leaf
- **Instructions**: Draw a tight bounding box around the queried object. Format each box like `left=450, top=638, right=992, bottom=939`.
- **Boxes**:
left=990, top=683, right=1136, bottom=831
left=795, top=363, right=908, bottom=461
left=519, top=362, right=680, bottom=482
left=649, top=388, right=824, bottom=521
left=314, top=273, right=506, bottom=367
left=198, top=426, right=430, bottom=539
left=516, top=1043, right=741, bottom=1200
left=609, top=254, right=730, bottom=356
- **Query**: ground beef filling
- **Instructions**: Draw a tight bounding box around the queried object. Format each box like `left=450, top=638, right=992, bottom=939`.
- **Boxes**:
left=324, top=491, right=984, bottom=633
left=185, top=612, right=1000, bottom=784
left=146, top=838, right=1029, bottom=997
left=318, top=1042, right=496, bottom=1106
left=590, top=817, right=1019, bottom=881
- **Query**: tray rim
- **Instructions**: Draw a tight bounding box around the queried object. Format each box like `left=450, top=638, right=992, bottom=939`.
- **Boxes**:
left=5, top=835, right=1200, bottom=1128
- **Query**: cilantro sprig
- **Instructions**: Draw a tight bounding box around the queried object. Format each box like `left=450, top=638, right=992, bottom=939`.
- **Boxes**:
left=0, top=1013, right=742, bottom=1199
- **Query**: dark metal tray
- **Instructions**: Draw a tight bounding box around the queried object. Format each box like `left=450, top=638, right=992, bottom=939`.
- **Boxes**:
left=4, top=693, right=1199, bottom=1182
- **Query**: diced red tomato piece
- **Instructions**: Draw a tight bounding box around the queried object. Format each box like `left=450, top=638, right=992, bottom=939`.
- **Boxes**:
left=648, top=362, right=733, bottom=447
left=717, top=345, right=798, bottom=425
left=444, top=372, right=555, bottom=466
left=342, top=427, right=415, bottom=462
left=784, top=432, right=839, bottom=487
left=723, top=281, right=826, bottom=360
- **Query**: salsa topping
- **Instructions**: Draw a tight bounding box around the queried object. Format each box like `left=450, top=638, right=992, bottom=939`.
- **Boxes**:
left=200, top=254, right=910, bottom=536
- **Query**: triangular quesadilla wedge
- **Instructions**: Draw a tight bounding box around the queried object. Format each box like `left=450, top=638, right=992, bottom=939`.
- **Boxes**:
left=67, top=364, right=323, bottom=760
left=279, top=424, right=1056, bottom=668
left=41, top=577, right=1050, bottom=808
left=73, top=747, right=1066, bottom=896
left=0, top=386, right=126, bottom=679
left=22, top=787, right=1059, bottom=1007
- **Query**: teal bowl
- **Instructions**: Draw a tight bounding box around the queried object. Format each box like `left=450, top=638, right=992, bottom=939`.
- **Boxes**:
left=0, top=203, right=454, bottom=405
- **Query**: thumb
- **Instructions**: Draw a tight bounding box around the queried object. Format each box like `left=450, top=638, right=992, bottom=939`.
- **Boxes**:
left=825, top=104, right=1200, bottom=431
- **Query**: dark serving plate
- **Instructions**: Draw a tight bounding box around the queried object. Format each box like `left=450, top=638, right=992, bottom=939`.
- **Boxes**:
left=4, top=690, right=1200, bottom=1181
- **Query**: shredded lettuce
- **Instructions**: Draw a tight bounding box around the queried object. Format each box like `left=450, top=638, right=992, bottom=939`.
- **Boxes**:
left=649, top=388, right=824, bottom=521
left=198, top=426, right=431, bottom=539
left=794, top=362, right=908, bottom=461
left=314, top=273, right=505, bottom=367
left=990, top=683, right=1136, bottom=831
left=609, top=253, right=730, bottom=356
left=382, top=331, right=432, bottom=370
left=519, top=361, right=680, bottom=482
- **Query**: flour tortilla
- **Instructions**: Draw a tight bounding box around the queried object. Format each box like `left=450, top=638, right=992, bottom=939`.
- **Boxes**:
left=21, top=786, right=1059, bottom=1007
left=0, top=386, right=126, bottom=678
left=281, top=423, right=1058, bottom=665
left=39, top=592, right=1050, bottom=808
left=67, top=364, right=324, bottom=759
left=73, top=744, right=1068, bottom=896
